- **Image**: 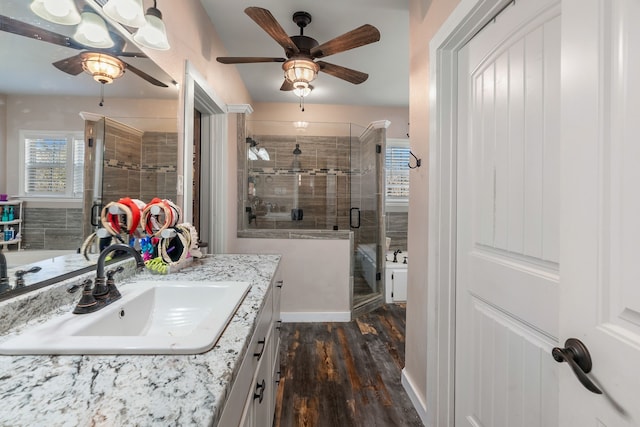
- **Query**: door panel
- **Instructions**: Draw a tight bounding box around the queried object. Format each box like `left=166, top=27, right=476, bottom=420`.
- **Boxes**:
left=560, top=0, right=640, bottom=424
left=456, top=1, right=561, bottom=426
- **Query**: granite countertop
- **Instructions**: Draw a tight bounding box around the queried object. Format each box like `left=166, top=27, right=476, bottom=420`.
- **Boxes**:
left=0, top=254, right=281, bottom=426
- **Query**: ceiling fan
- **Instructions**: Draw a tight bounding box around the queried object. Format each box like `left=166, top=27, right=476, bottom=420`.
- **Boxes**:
left=216, top=7, right=380, bottom=94
left=0, top=14, right=168, bottom=87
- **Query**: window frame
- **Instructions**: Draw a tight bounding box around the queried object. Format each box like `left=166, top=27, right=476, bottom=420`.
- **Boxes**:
left=385, top=138, right=410, bottom=210
left=18, top=130, right=85, bottom=201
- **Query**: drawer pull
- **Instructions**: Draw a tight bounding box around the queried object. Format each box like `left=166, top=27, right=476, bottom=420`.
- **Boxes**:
left=276, top=280, right=283, bottom=288
left=276, top=320, right=282, bottom=331
left=254, top=338, right=266, bottom=360
left=254, top=379, right=266, bottom=403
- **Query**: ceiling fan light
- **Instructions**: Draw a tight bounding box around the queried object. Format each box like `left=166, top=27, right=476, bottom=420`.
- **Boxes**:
left=293, top=81, right=312, bottom=98
left=283, top=59, right=318, bottom=84
left=133, top=7, right=170, bottom=50
left=30, top=0, right=81, bottom=25
left=73, top=11, right=115, bottom=48
left=81, top=52, right=125, bottom=85
left=103, top=0, right=146, bottom=28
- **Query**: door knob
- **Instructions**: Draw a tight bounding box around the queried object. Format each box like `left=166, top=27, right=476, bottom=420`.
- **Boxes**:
left=552, top=338, right=602, bottom=394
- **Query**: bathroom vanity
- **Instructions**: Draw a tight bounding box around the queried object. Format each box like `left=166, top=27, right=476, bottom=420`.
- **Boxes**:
left=0, top=254, right=282, bottom=426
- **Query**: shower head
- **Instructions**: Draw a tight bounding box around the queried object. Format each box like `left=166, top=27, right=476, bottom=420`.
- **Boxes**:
left=293, top=144, right=302, bottom=155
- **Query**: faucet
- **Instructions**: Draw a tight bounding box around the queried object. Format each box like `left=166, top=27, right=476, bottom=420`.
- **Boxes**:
left=393, top=249, right=402, bottom=263
left=15, top=266, right=42, bottom=287
left=69, top=244, right=145, bottom=314
left=0, top=250, right=9, bottom=293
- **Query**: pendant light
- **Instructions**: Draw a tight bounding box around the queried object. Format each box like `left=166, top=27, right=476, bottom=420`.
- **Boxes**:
left=73, top=11, right=115, bottom=48
left=103, top=0, right=146, bottom=28
left=133, top=1, right=170, bottom=50
left=30, top=0, right=81, bottom=25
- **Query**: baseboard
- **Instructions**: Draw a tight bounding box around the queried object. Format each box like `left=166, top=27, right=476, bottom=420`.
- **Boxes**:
left=401, top=368, right=428, bottom=426
left=280, top=311, right=351, bottom=323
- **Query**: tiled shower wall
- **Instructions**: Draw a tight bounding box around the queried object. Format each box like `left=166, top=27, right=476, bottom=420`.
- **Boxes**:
left=246, top=134, right=354, bottom=230
left=21, top=207, right=83, bottom=250
left=102, top=122, right=178, bottom=204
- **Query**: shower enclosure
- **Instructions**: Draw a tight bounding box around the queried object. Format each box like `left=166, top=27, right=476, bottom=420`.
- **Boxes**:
left=241, top=120, right=386, bottom=313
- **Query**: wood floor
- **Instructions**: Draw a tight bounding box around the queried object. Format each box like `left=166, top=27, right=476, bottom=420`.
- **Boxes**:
left=274, top=304, right=422, bottom=427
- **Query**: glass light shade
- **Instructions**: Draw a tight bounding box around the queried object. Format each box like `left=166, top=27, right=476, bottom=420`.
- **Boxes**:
left=257, top=148, right=270, bottom=161
left=283, top=59, right=319, bottom=84
left=30, top=0, right=81, bottom=25
left=73, top=12, right=114, bottom=48
left=133, top=8, right=170, bottom=50
left=293, top=82, right=312, bottom=98
left=103, top=0, right=146, bottom=28
left=81, top=53, right=125, bottom=84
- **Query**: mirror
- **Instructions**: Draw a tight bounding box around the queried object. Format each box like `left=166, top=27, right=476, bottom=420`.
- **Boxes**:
left=0, top=0, right=179, bottom=300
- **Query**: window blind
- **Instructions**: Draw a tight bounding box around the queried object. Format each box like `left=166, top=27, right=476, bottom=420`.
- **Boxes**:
left=385, top=146, right=410, bottom=200
left=25, top=138, right=68, bottom=194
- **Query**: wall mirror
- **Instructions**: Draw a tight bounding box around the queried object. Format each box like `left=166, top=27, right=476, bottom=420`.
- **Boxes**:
left=0, top=0, right=179, bottom=300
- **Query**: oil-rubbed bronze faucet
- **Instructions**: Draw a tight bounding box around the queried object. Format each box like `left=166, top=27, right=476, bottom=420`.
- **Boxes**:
left=15, top=266, right=42, bottom=287
left=68, top=244, right=145, bottom=315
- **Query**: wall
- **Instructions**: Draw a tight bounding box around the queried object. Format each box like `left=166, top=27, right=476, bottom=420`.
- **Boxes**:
left=405, top=0, right=460, bottom=421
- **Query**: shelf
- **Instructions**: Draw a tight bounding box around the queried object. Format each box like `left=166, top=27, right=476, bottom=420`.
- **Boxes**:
left=0, top=200, right=20, bottom=205
left=0, top=219, right=22, bottom=226
left=0, top=238, right=21, bottom=245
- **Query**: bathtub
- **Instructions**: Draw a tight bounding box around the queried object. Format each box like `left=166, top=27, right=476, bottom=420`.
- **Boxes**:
left=356, top=244, right=408, bottom=301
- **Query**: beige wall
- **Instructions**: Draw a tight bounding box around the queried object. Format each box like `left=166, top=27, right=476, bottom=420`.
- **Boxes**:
left=406, top=0, right=460, bottom=417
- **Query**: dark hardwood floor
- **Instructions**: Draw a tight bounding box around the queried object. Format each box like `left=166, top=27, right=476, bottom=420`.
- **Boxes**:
left=274, top=304, right=422, bottom=427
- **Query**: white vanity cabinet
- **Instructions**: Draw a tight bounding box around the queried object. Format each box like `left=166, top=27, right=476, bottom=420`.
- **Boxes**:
left=385, top=262, right=408, bottom=303
left=218, top=269, right=283, bottom=427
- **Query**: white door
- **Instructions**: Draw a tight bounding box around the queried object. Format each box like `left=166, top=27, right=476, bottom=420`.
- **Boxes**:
left=456, top=1, right=561, bottom=425
left=559, top=0, right=640, bottom=424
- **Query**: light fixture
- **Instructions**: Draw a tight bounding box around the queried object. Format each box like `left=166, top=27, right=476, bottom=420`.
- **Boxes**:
left=81, top=52, right=125, bottom=84
left=283, top=58, right=319, bottom=86
left=73, top=11, right=115, bottom=48
left=292, top=81, right=313, bottom=98
left=30, top=0, right=81, bottom=25
left=133, top=1, right=170, bottom=50
left=103, top=0, right=146, bottom=28
left=246, top=137, right=270, bottom=161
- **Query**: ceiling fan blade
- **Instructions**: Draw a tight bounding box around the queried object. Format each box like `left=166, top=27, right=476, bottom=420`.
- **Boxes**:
left=217, top=57, right=286, bottom=64
left=123, top=62, right=169, bottom=87
left=52, top=54, right=85, bottom=76
left=317, top=61, right=369, bottom=85
left=0, top=14, right=84, bottom=50
left=244, top=7, right=299, bottom=55
left=311, top=24, right=380, bottom=59
left=280, top=80, right=294, bottom=91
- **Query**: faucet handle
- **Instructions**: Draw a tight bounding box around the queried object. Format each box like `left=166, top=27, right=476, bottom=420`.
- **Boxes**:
left=15, top=266, right=42, bottom=287
left=106, top=266, right=125, bottom=282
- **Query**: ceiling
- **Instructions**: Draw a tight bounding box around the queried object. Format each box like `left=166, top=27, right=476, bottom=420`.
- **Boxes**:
left=0, top=1, right=409, bottom=107
left=199, top=0, right=410, bottom=108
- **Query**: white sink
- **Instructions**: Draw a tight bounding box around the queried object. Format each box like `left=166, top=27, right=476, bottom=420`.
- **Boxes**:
left=0, top=280, right=251, bottom=355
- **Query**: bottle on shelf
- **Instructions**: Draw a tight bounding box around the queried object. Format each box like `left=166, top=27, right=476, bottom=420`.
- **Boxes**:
left=1, top=207, right=6, bottom=222
left=4, top=227, right=14, bottom=241
left=8, top=206, right=14, bottom=221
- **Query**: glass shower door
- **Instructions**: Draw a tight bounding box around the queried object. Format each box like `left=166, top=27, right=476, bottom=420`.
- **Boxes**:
left=350, top=123, right=384, bottom=312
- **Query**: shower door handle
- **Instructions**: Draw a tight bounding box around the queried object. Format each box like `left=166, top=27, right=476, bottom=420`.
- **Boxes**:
left=90, top=202, right=103, bottom=227
left=350, top=207, right=361, bottom=229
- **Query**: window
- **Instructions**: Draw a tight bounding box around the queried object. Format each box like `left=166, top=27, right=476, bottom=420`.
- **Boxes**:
left=385, top=139, right=410, bottom=206
left=20, top=131, right=85, bottom=199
